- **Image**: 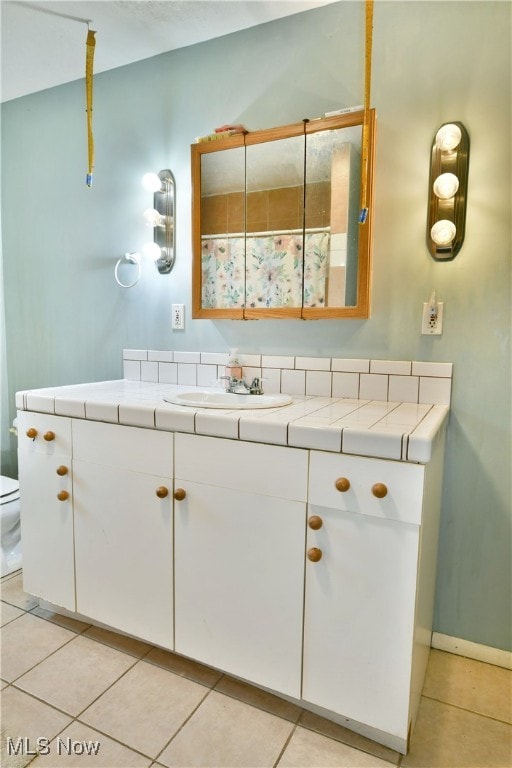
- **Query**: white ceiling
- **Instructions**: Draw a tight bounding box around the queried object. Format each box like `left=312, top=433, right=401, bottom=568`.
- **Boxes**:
left=1, top=0, right=338, bottom=102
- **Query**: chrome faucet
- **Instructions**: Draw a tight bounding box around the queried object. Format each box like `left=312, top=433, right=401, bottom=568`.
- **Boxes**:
left=220, top=376, right=264, bottom=395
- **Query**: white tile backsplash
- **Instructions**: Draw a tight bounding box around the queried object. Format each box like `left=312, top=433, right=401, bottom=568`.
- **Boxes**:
left=412, top=361, right=453, bottom=378
left=148, top=350, right=174, bottom=363
left=177, top=364, right=197, bottom=386
left=359, top=373, right=389, bottom=401
left=281, top=369, right=306, bottom=396
left=370, top=360, right=412, bottom=375
left=158, top=363, right=177, bottom=384
left=141, top=361, right=159, bottom=383
left=123, top=349, right=148, bottom=361
left=388, top=374, right=419, bottom=403
left=332, top=372, right=360, bottom=399
left=419, top=376, right=452, bottom=405
left=331, top=358, right=370, bottom=373
left=295, top=356, right=331, bottom=371
left=174, top=351, right=201, bottom=364
left=262, top=368, right=281, bottom=393
left=306, top=370, right=332, bottom=397
left=262, top=355, right=295, bottom=369
left=197, top=364, right=218, bottom=387
left=122, top=350, right=453, bottom=406
left=123, top=360, right=141, bottom=380
left=201, top=352, right=228, bottom=365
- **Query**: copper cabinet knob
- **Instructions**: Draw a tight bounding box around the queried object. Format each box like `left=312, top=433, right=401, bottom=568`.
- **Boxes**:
left=173, top=488, right=187, bottom=501
left=308, top=515, right=323, bottom=530
left=335, top=477, right=350, bottom=492
left=43, top=431, right=56, bottom=442
left=26, top=428, right=38, bottom=439
left=156, top=486, right=169, bottom=499
left=372, top=482, right=388, bottom=498
left=57, top=490, right=69, bottom=501
left=56, top=465, right=68, bottom=476
left=307, top=547, right=323, bottom=562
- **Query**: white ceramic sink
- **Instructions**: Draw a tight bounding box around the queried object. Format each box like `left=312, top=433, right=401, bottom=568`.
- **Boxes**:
left=163, top=390, right=293, bottom=409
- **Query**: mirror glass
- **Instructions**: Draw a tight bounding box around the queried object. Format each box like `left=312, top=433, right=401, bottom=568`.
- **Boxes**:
left=200, top=146, right=245, bottom=309
left=245, top=135, right=305, bottom=309
left=192, top=111, right=375, bottom=319
left=304, top=125, right=361, bottom=308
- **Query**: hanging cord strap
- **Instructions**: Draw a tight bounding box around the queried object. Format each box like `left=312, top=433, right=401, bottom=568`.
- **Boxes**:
left=359, top=0, right=373, bottom=224
left=85, top=28, right=96, bottom=187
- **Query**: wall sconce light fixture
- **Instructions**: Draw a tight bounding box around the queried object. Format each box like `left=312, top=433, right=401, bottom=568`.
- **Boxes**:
left=427, top=122, right=469, bottom=260
left=142, top=169, right=176, bottom=274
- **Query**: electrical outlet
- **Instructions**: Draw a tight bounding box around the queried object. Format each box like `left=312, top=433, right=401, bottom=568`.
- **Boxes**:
left=421, top=301, right=443, bottom=335
left=172, top=304, right=185, bottom=330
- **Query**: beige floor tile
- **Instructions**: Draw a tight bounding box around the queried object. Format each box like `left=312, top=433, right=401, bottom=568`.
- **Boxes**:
left=0, top=573, right=38, bottom=611
left=1, top=687, right=72, bottom=768
left=402, top=696, right=512, bottom=768
left=145, top=646, right=222, bottom=687
left=158, top=689, right=294, bottom=767
left=80, top=659, right=208, bottom=759
left=83, top=625, right=153, bottom=657
left=1, top=600, right=24, bottom=626
left=216, top=675, right=303, bottom=722
left=30, top=606, right=91, bottom=634
left=15, top=634, right=136, bottom=716
left=423, top=649, right=512, bottom=723
left=1, top=613, right=75, bottom=682
left=278, top=726, right=396, bottom=767
left=29, top=721, right=151, bottom=767
left=299, top=711, right=399, bottom=764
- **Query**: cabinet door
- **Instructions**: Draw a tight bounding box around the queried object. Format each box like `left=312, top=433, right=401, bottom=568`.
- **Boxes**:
left=174, top=480, right=306, bottom=697
left=302, top=505, right=419, bottom=738
left=72, top=421, right=174, bottom=649
left=17, top=412, right=75, bottom=610
left=73, top=460, right=173, bottom=649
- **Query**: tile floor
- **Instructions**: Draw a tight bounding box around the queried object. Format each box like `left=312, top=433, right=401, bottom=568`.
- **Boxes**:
left=1, top=570, right=511, bottom=768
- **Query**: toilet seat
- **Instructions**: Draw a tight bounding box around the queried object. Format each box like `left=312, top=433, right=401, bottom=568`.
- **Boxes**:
left=1, top=475, right=19, bottom=502
left=1, top=475, right=21, bottom=577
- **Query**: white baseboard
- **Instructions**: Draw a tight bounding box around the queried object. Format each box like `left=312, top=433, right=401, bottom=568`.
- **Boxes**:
left=432, top=632, right=512, bottom=670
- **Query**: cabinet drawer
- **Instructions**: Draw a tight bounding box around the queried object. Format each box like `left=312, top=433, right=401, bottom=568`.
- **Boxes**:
left=175, top=434, right=308, bottom=502
left=17, top=411, right=72, bottom=457
left=73, top=420, right=173, bottom=477
left=309, top=451, right=425, bottom=524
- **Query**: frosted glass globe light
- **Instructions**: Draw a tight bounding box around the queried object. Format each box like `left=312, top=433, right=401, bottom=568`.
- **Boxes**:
left=435, top=124, right=462, bottom=152
left=142, top=242, right=162, bottom=261
left=143, top=208, right=164, bottom=227
left=433, top=173, right=459, bottom=199
left=431, top=220, right=456, bottom=246
left=142, top=172, right=162, bottom=193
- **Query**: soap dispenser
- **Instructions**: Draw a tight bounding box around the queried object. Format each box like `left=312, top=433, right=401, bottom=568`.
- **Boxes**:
left=225, top=349, right=242, bottom=380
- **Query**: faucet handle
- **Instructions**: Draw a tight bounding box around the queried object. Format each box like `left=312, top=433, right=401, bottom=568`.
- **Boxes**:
left=249, top=377, right=264, bottom=395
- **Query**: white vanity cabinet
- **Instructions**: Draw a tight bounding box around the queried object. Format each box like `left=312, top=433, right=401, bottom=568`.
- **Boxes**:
left=72, top=420, right=174, bottom=649
left=16, top=392, right=447, bottom=753
left=173, top=433, right=308, bottom=698
left=17, top=412, right=76, bottom=611
left=302, top=447, right=444, bottom=748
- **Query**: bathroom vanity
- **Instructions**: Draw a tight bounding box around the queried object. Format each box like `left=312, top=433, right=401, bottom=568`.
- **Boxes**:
left=16, top=355, right=451, bottom=753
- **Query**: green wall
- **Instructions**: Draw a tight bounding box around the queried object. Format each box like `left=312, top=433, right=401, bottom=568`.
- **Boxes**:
left=1, top=1, right=510, bottom=652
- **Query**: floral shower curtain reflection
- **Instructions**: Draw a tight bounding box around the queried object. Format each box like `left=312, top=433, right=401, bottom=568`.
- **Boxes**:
left=201, top=229, right=330, bottom=309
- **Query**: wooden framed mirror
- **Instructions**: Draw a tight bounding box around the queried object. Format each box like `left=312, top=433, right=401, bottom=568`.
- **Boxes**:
left=192, top=110, right=376, bottom=319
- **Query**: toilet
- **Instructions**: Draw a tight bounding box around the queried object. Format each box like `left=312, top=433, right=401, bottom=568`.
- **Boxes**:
left=1, top=475, right=22, bottom=577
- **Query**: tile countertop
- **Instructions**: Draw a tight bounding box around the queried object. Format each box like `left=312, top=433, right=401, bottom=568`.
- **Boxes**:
left=15, top=380, right=449, bottom=464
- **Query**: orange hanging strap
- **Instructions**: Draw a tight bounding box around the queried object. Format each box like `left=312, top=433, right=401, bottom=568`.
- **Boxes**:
left=85, top=28, right=96, bottom=187
left=359, top=0, right=373, bottom=224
